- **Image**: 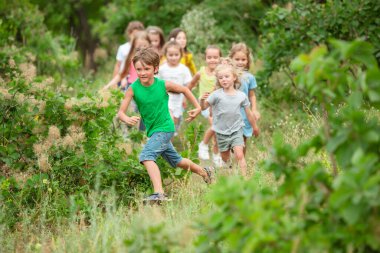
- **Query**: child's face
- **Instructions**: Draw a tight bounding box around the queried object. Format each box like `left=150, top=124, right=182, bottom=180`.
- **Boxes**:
left=134, top=61, right=157, bottom=85
left=135, top=39, right=150, bottom=51
left=148, top=33, right=160, bottom=49
left=175, top=32, right=187, bottom=49
left=217, top=68, right=236, bottom=89
left=232, top=51, right=248, bottom=70
left=205, top=48, right=220, bottom=70
left=166, top=46, right=181, bottom=67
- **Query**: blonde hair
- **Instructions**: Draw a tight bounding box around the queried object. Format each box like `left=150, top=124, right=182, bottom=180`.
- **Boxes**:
left=228, top=43, right=253, bottom=70
left=214, top=63, right=241, bottom=90
left=121, top=31, right=150, bottom=78
left=146, top=26, right=165, bottom=50
left=162, top=40, right=183, bottom=58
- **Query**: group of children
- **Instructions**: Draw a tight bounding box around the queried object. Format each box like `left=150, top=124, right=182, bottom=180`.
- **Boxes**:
left=106, top=21, right=260, bottom=201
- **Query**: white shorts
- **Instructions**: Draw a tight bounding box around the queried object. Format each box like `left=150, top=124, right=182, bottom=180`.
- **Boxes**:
left=169, top=103, right=183, bottom=118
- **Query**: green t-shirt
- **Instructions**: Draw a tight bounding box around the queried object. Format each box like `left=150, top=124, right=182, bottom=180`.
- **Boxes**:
left=131, top=77, right=175, bottom=137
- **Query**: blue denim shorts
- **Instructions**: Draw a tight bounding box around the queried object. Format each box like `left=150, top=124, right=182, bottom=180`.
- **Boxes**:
left=139, top=132, right=182, bottom=167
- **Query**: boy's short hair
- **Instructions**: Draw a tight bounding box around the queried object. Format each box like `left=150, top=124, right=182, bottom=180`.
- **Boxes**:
left=126, top=21, right=145, bottom=35
left=133, top=47, right=160, bottom=69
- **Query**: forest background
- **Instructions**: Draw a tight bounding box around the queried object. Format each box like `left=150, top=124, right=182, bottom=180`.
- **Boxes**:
left=1, top=0, right=380, bottom=252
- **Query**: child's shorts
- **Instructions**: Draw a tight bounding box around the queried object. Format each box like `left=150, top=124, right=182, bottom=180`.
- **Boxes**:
left=139, top=132, right=182, bottom=167
left=215, top=128, right=245, bottom=152
left=169, top=103, right=183, bottom=118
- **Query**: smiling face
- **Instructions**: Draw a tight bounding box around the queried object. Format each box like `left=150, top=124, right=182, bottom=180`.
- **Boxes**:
left=205, top=48, right=221, bottom=70
left=134, top=61, right=157, bottom=86
left=166, top=46, right=182, bottom=67
left=175, top=31, right=187, bottom=50
left=216, top=67, right=236, bottom=90
left=231, top=51, right=248, bottom=70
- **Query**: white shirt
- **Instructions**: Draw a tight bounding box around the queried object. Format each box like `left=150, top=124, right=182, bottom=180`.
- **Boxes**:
left=157, top=63, right=192, bottom=105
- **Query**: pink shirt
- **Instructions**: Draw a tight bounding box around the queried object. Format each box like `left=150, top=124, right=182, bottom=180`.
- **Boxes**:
left=127, top=63, right=138, bottom=84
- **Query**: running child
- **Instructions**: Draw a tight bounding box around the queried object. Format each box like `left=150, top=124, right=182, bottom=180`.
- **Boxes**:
left=167, top=28, right=197, bottom=75
left=200, top=63, right=259, bottom=176
left=103, top=31, right=151, bottom=91
left=186, top=45, right=222, bottom=166
left=157, top=41, right=192, bottom=134
left=229, top=43, right=260, bottom=154
left=146, top=26, right=165, bottom=58
left=113, top=21, right=144, bottom=78
left=117, top=47, right=212, bottom=201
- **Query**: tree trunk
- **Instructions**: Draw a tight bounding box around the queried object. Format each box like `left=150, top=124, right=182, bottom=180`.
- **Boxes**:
left=74, top=6, right=98, bottom=71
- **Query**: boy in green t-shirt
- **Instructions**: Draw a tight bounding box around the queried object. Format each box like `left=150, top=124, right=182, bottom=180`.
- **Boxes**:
left=118, top=47, right=212, bottom=202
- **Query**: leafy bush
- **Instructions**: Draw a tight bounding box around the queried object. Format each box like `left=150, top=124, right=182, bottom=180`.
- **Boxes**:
left=258, top=0, right=380, bottom=93
left=195, top=40, right=380, bottom=252
left=0, top=59, right=152, bottom=227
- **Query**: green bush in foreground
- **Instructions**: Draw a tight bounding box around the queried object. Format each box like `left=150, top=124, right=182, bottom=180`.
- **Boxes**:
left=196, top=40, right=380, bottom=252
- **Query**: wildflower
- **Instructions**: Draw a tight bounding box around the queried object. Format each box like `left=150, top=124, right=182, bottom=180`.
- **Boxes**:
left=61, top=135, right=75, bottom=149
left=8, top=58, right=16, bottom=68
left=19, top=63, right=37, bottom=82
left=48, top=125, right=61, bottom=141
left=38, top=154, right=51, bottom=173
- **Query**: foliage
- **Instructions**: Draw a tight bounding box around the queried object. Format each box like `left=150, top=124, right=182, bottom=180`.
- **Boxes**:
left=195, top=40, right=380, bottom=252
left=258, top=0, right=380, bottom=93
left=0, top=59, right=152, bottom=228
left=0, top=0, right=80, bottom=79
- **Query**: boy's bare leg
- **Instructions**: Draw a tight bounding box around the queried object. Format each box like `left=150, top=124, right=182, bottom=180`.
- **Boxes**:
left=232, top=146, right=247, bottom=177
left=177, top=158, right=208, bottom=178
left=143, top=160, right=164, bottom=194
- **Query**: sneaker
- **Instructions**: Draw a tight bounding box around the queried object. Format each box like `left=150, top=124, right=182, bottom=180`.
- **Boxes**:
left=212, top=153, right=224, bottom=168
left=198, top=141, right=210, bottom=160
left=202, top=166, right=213, bottom=184
left=143, top=193, right=172, bottom=203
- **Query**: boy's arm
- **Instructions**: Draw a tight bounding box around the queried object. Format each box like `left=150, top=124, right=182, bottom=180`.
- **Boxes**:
left=166, top=81, right=201, bottom=122
left=117, top=88, right=140, bottom=126
left=249, top=89, right=260, bottom=120
left=244, top=106, right=260, bottom=137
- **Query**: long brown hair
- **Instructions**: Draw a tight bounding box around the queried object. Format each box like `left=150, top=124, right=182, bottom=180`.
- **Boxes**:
left=121, top=31, right=150, bottom=78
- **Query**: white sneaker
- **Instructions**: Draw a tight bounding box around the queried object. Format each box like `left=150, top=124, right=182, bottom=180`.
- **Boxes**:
left=212, top=153, right=224, bottom=168
left=198, top=141, right=210, bottom=160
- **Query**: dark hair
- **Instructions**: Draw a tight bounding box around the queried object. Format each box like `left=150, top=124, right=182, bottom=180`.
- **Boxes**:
left=205, top=45, right=222, bottom=57
left=168, top=28, right=188, bottom=52
left=132, top=47, right=160, bottom=73
left=121, top=31, right=150, bottom=78
left=146, top=26, right=166, bottom=51
left=162, top=40, right=183, bottom=58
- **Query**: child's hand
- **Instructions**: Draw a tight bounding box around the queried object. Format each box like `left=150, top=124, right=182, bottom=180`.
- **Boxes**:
left=185, top=107, right=201, bottom=122
left=200, top=92, right=210, bottom=101
left=125, top=116, right=140, bottom=126
left=253, top=125, right=260, bottom=137
left=252, top=110, right=261, bottom=121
